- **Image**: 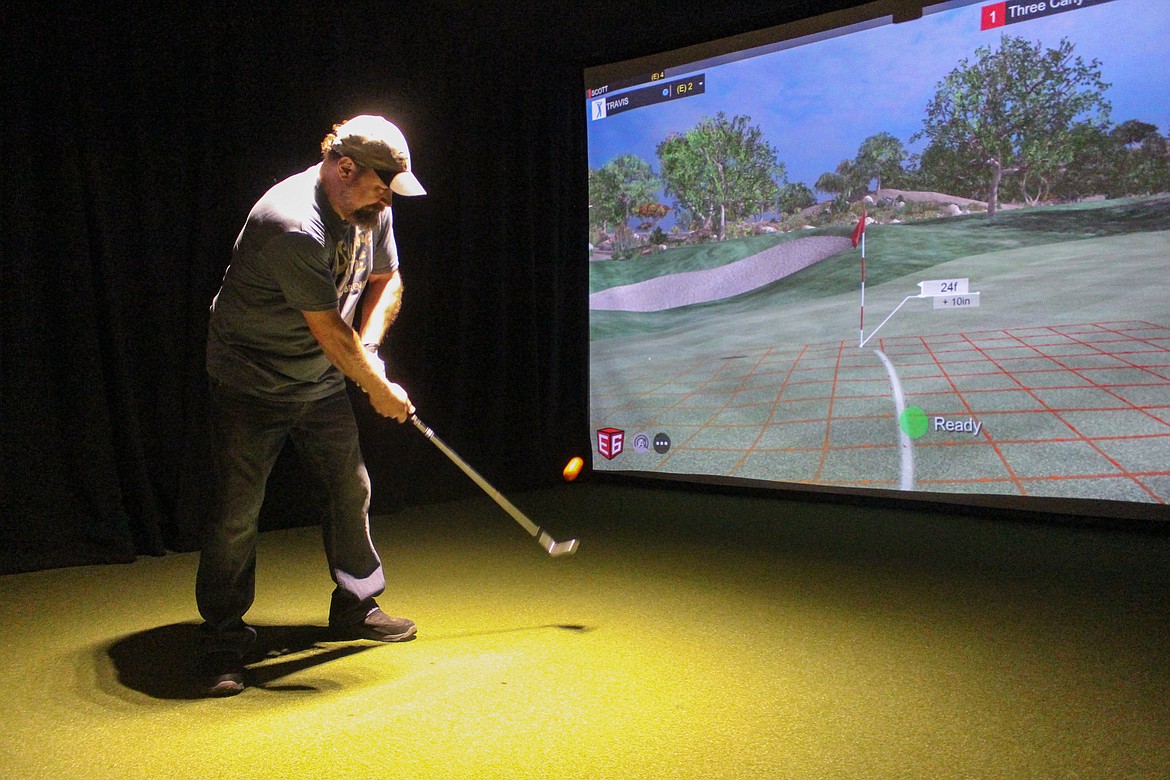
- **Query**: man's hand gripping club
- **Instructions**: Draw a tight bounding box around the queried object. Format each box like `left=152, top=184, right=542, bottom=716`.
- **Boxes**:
left=302, top=308, right=414, bottom=422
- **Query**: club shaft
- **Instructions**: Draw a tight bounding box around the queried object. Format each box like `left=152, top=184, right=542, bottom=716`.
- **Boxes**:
left=410, top=415, right=541, bottom=537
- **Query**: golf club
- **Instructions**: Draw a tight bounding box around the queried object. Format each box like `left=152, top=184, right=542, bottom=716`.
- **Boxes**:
left=409, top=415, right=579, bottom=556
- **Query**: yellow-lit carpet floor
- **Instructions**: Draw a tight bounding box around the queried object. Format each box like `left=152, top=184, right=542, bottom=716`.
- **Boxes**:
left=1, top=483, right=1167, bottom=778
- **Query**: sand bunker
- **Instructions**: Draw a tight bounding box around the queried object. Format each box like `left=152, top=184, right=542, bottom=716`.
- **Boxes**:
left=589, top=235, right=854, bottom=312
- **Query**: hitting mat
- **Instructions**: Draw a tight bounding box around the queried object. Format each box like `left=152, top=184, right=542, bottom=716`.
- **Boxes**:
left=1, top=483, right=1167, bottom=778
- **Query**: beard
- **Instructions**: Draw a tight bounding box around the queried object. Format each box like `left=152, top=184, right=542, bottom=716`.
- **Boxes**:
left=350, top=204, right=384, bottom=229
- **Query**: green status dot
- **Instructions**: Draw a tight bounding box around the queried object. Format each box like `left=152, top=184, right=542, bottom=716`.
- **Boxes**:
left=899, top=406, right=929, bottom=439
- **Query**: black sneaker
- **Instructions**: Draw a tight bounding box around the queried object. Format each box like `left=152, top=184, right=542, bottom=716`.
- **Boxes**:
left=331, top=607, right=417, bottom=642
left=201, top=650, right=246, bottom=697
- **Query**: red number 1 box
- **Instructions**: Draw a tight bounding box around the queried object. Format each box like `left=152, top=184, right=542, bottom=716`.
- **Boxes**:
left=981, top=2, right=1007, bottom=30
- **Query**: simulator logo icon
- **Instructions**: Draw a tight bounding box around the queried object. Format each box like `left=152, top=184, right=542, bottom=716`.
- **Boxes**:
left=596, top=427, right=625, bottom=460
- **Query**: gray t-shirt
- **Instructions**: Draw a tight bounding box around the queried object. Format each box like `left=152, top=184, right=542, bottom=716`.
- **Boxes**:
left=206, top=164, right=398, bottom=400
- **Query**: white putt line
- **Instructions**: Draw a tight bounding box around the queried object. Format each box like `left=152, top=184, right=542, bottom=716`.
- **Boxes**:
left=873, top=349, right=915, bottom=491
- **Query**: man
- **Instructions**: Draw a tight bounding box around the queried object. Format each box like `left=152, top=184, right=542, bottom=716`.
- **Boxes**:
left=197, top=115, right=425, bottom=696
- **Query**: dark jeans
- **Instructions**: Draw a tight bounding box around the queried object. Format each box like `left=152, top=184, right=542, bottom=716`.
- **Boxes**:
left=196, top=379, right=385, bottom=654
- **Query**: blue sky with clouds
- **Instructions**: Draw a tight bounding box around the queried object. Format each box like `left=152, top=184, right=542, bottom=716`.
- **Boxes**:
left=586, top=0, right=1170, bottom=191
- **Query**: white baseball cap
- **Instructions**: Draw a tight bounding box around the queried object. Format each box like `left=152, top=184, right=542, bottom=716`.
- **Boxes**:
left=327, top=115, right=426, bottom=196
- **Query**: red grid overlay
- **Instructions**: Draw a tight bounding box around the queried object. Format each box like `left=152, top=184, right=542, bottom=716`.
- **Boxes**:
left=592, top=322, right=1170, bottom=504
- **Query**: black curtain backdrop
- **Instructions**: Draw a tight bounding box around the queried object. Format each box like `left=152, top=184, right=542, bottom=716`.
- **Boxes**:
left=1, top=0, right=860, bottom=574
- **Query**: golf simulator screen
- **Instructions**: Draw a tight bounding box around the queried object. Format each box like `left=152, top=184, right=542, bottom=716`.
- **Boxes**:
left=584, top=0, right=1170, bottom=519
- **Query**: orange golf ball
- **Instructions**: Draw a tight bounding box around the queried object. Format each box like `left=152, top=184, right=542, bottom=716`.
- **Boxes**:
left=562, top=456, right=584, bottom=481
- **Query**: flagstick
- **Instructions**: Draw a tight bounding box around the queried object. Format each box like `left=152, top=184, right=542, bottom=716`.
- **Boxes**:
left=858, top=226, right=866, bottom=348
left=850, top=208, right=868, bottom=347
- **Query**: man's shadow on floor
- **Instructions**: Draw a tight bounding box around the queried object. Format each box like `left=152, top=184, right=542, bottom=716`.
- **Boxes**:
left=106, top=623, right=386, bottom=699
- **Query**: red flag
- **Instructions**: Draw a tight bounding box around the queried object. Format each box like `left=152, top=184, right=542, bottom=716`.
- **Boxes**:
left=851, top=208, right=867, bottom=248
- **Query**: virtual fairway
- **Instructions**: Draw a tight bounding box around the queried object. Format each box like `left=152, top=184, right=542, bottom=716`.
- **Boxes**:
left=589, top=219, right=1170, bottom=505
left=589, top=197, right=1170, bottom=341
